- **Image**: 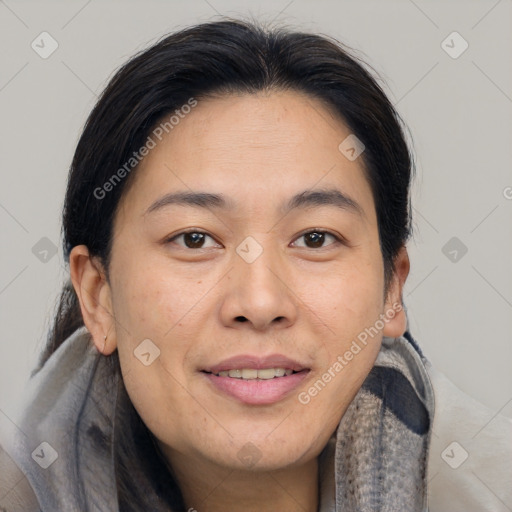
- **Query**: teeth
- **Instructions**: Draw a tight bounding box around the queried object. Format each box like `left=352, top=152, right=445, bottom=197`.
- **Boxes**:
left=242, top=369, right=258, bottom=379
left=214, top=368, right=295, bottom=379
left=257, top=368, right=279, bottom=379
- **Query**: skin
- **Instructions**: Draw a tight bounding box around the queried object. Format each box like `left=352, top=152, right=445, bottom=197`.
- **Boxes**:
left=70, top=90, right=410, bottom=512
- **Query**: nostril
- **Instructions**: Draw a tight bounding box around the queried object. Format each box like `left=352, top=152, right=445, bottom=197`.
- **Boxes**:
left=235, top=316, right=248, bottom=322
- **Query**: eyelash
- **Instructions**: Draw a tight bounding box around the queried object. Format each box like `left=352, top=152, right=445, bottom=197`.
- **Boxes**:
left=165, top=229, right=345, bottom=250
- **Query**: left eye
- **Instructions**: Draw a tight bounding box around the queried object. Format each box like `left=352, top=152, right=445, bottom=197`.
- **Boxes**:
left=291, top=230, right=339, bottom=249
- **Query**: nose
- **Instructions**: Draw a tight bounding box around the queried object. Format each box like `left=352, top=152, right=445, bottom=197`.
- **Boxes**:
left=219, top=243, right=298, bottom=331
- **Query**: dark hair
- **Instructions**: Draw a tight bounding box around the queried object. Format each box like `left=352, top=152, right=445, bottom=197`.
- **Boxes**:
left=36, top=17, right=414, bottom=511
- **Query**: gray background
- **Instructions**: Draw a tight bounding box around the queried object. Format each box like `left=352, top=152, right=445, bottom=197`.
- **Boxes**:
left=1, top=0, right=511, bottom=431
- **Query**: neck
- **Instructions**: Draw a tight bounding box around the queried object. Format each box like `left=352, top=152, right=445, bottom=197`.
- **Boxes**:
left=163, top=448, right=319, bottom=512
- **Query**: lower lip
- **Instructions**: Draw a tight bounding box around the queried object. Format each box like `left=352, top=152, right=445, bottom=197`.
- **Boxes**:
left=202, top=371, right=310, bottom=405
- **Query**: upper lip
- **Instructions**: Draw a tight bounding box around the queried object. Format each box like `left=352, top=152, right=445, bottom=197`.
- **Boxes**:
left=202, top=354, right=309, bottom=374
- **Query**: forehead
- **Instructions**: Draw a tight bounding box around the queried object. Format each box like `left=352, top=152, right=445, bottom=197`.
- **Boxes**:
left=117, top=90, right=376, bottom=222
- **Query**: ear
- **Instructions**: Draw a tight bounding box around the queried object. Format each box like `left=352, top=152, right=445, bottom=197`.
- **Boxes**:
left=382, top=246, right=410, bottom=338
left=69, top=245, right=117, bottom=355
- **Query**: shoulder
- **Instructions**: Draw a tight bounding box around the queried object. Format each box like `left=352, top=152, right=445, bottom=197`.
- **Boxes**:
left=0, top=326, right=115, bottom=511
left=0, top=441, right=40, bottom=511
left=425, top=363, right=512, bottom=511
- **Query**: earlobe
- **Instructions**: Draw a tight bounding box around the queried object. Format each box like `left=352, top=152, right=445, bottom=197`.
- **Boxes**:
left=69, top=245, right=117, bottom=355
left=382, top=246, right=410, bottom=339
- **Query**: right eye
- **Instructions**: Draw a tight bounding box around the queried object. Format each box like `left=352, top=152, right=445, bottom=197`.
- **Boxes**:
left=165, top=230, right=222, bottom=249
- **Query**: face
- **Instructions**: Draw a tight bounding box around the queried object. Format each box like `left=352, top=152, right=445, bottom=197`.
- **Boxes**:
left=72, top=90, right=408, bottom=475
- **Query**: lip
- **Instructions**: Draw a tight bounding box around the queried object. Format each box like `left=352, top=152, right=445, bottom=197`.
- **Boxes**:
left=202, top=354, right=307, bottom=374
left=202, top=369, right=310, bottom=405
left=201, top=353, right=311, bottom=405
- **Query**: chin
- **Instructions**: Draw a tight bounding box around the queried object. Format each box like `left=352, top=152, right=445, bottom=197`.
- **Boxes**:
left=205, top=436, right=317, bottom=473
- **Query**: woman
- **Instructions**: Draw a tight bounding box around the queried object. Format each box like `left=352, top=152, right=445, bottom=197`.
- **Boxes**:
left=0, top=18, right=510, bottom=512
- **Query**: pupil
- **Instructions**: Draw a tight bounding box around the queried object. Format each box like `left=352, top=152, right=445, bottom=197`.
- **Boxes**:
left=306, top=232, right=324, bottom=248
left=184, top=232, right=205, bottom=248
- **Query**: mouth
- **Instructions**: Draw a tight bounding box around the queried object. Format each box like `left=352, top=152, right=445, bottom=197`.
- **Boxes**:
left=203, top=367, right=300, bottom=380
left=200, top=355, right=310, bottom=405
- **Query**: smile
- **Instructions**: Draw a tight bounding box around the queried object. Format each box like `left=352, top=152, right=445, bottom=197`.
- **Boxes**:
left=209, top=367, right=296, bottom=379
left=201, top=368, right=310, bottom=405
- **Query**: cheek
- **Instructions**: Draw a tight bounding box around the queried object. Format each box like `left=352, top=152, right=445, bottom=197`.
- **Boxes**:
left=111, top=251, right=205, bottom=342
left=107, top=259, right=188, bottom=418
left=298, top=250, right=384, bottom=404
left=295, top=280, right=383, bottom=439
left=121, top=361, right=202, bottom=452
left=307, top=252, right=384, bottom=338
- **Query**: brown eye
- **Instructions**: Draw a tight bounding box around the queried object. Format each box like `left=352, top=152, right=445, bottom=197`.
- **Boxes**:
left=292, top=230, right=339, bottom=249
left=167, top=231, right=220, bottom=249
left=183, top=232, right=206, bottom=248
left=304, top=232, right=325, bottom=248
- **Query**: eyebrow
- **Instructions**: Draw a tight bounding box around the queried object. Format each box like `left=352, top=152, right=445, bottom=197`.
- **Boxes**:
left=144, top=188, right=364, bottom=218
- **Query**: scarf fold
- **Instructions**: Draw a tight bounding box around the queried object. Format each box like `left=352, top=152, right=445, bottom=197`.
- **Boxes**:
left=319, top=333, right=434, bottom=512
